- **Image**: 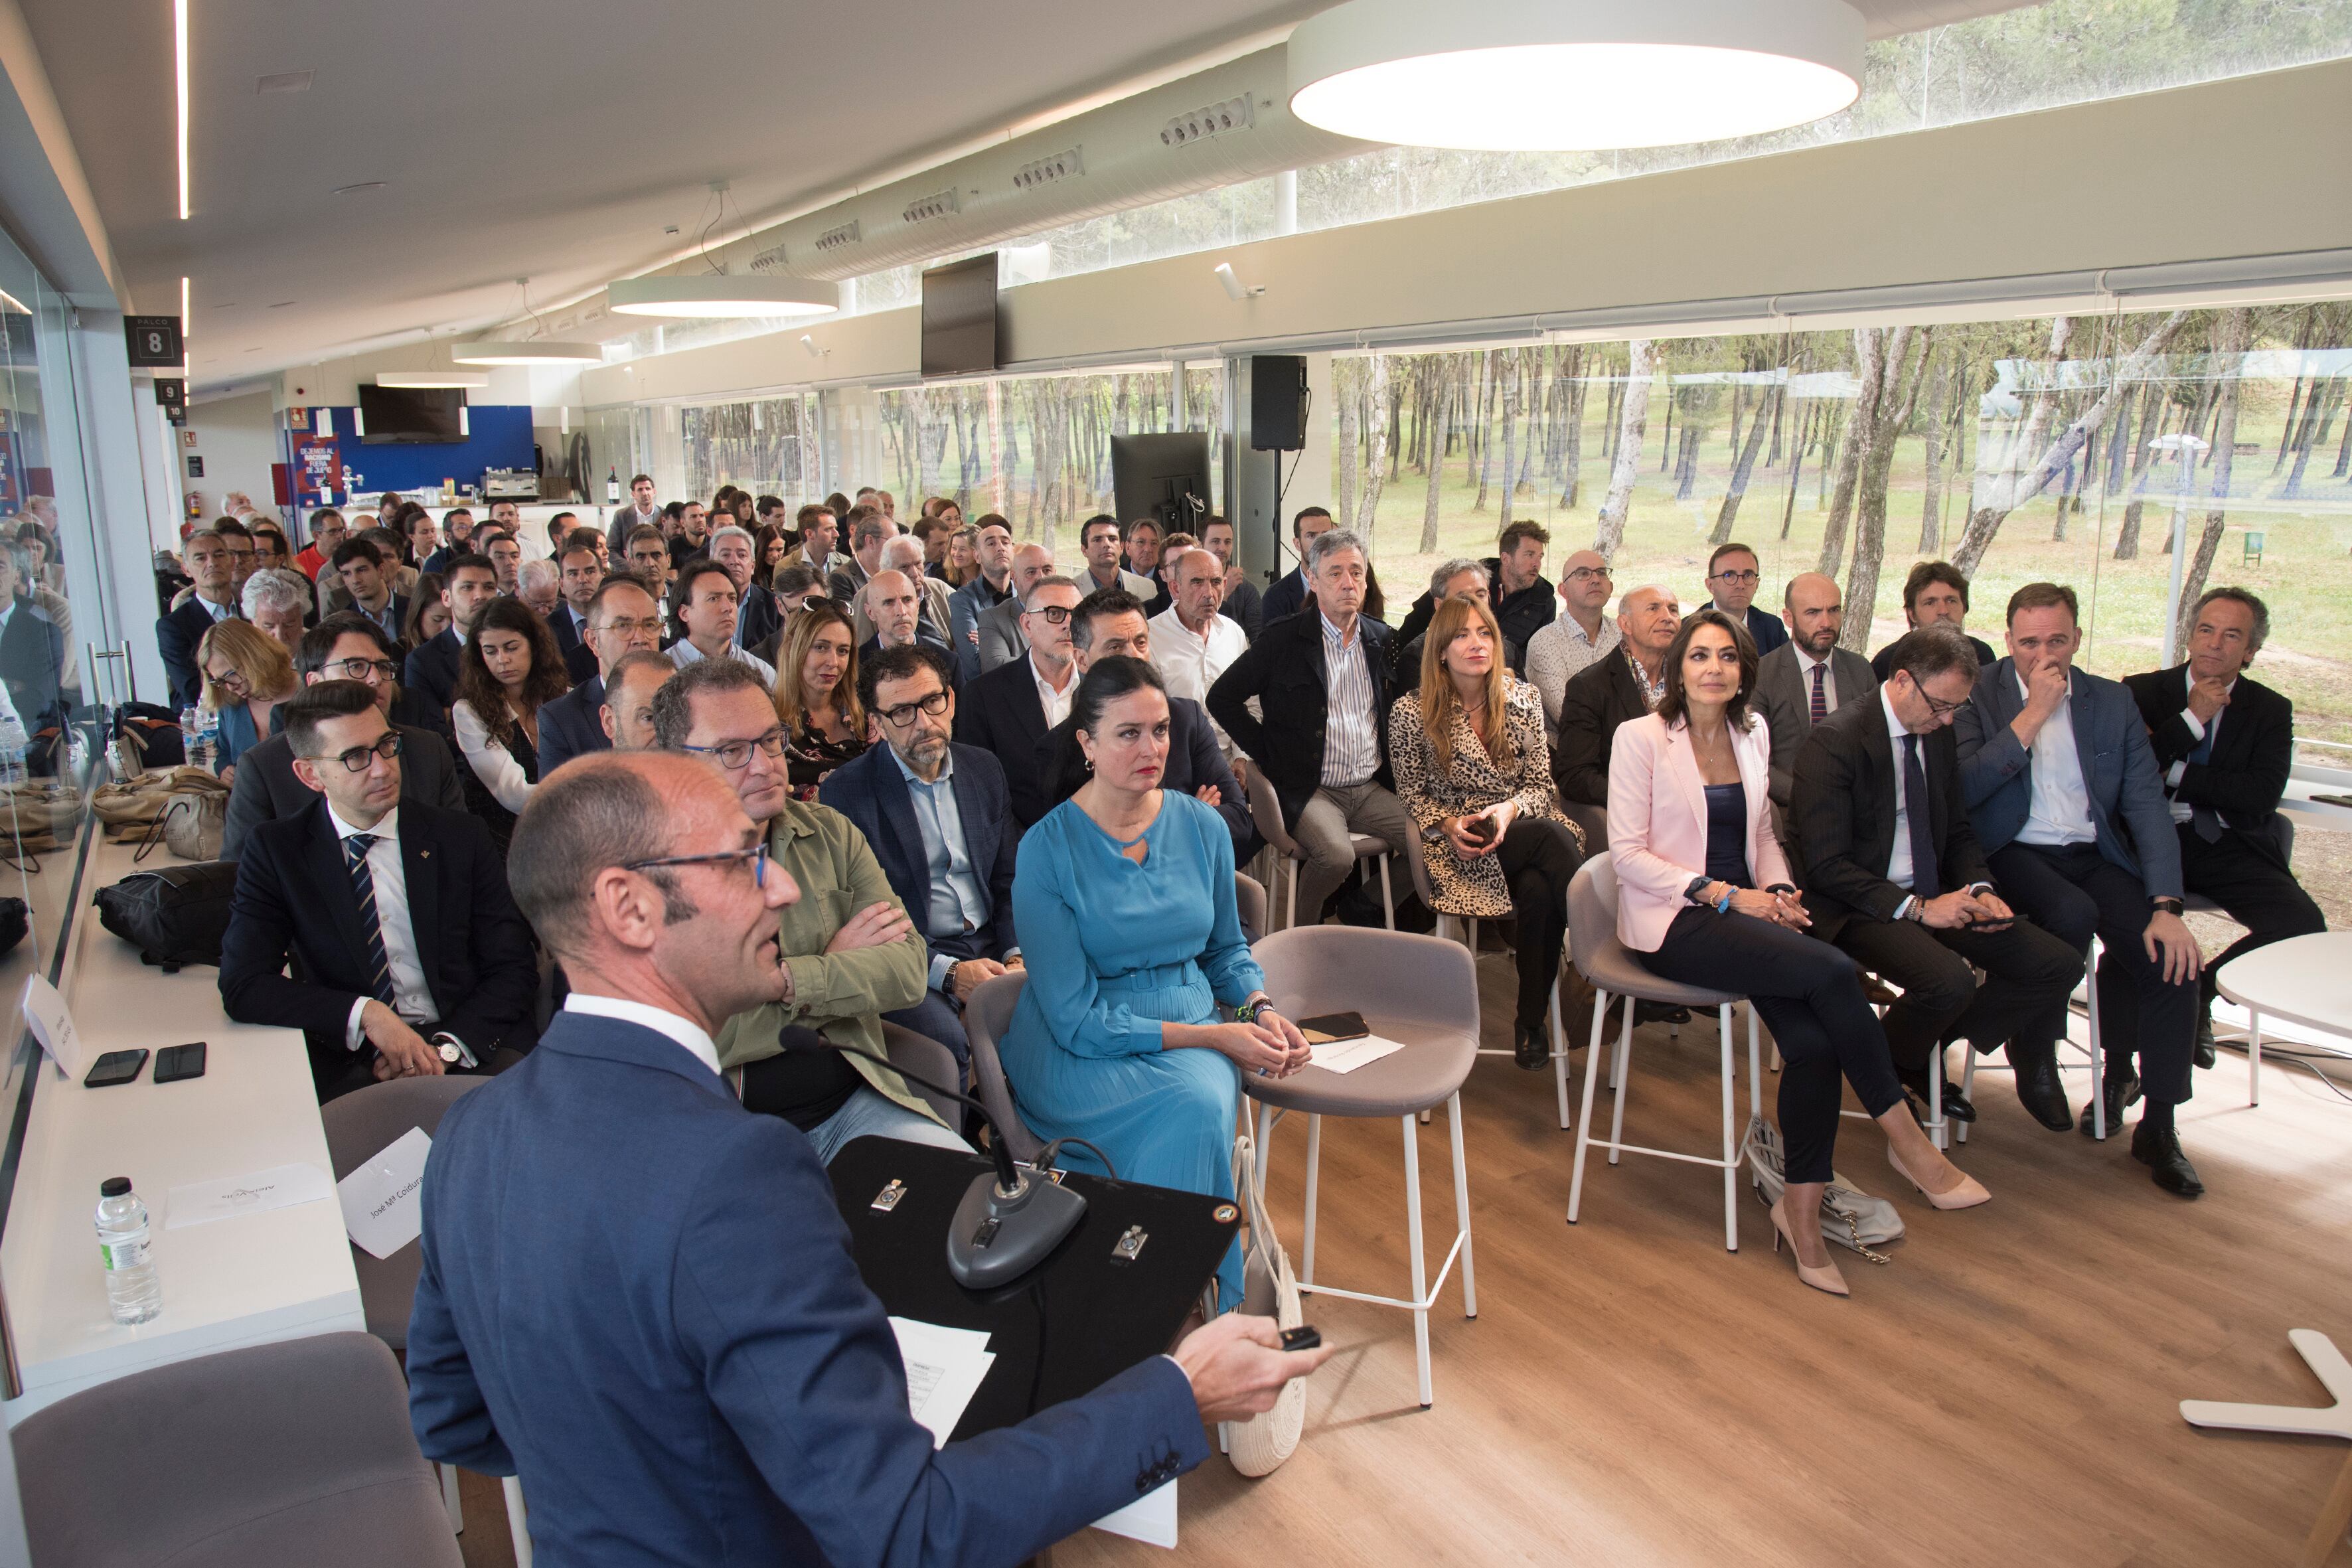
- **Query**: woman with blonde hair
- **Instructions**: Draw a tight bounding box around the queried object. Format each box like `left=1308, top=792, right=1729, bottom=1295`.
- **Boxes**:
left=1391, top=594, right=1584, bottom=1067
left=769, top=599, right=865, bottom=799
left=941, top=524, right=980, bottom=588
left=196, top=617, right=297, bottom=777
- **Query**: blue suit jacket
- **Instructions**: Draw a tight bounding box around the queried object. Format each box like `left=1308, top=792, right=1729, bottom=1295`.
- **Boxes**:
left=157, top=596, right=231, bottom=710
left=1952, top=656, right=2183, bottom=898
left=947, top=579, right=1012, bottom=685
left=1739, top=603, right=1788, bottom=656
left=820, top=741, right=1017, bottom=973
left=537, top=673, right=610, bottom=777
left=408, top=1010, right=1207, bottom=1567
left=404, top=626, right=463, bottom=715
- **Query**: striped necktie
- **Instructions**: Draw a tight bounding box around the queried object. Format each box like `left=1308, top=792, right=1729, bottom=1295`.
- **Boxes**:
left=343, top=836, right=398, bottom=1006
left=1808, top=661, right=1828, bottom=725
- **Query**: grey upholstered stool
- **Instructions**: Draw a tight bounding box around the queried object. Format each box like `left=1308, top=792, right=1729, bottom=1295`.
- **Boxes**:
left=13, top=1332, right=461, bottom=1568
left=882, top=1020, right=967, bottom=1127
left=321, top=1075, right=487, bottom=1354
left=1564, top=856, right=1764, bottom=1252
left=1248, top=925, right=1478, bottom=1408
left=1245, top=777, right=1395, bottom=931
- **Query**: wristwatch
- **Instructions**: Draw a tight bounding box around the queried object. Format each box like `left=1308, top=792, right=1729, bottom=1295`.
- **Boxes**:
left=1684, top=876, right=1713, bottom=905
left=943, top=959, right=962, bottom=996
left=2150, top=897, right=2185, bottom=916
left=430, top=1032, right=475, bottom=1068
left=1235, top=1001, right=1263, bottom=1024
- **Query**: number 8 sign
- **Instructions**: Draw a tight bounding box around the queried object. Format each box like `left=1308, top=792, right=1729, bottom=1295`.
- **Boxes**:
left=125, top=316, right=184, bottom=368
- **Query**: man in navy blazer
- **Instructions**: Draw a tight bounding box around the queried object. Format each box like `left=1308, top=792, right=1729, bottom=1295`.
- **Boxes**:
left=1256, top=505, right=1334, bottom=628
left=218, top=682, right=539, bottom=1100
left=407, top=750, right=1326, bottom=1566
left=403, top=552, right=500, bottom=725
left=1955, top=582, right=2206, bottom=1196
left=1702, top=541, right=1788, bottom=656
left=954, top=576, right=1082, bottom=829
left=538, top=577, right=665, bottom=776
left=821, top=645, right=1016, bottom=1069
left=157, top=527, right=243, bottom=709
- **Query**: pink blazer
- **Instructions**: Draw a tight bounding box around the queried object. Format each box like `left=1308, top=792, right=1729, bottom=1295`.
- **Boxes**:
left=1606, top=711, right=1795, bottom=953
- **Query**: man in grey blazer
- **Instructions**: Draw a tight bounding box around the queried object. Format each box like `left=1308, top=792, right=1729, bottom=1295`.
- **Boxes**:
left=1756, top=572, right=1877, bottom=811
left=975, top=542, right=1057, bottom=674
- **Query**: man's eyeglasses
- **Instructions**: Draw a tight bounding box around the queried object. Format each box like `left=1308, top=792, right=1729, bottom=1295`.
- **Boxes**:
left=681, top=728, right=789, bottom=771
left=324, top=657, right=399, bottom=682
left=623, top=841, right=771, bottom=889
left=1709, top=568, right=1761, bottom=585
left=308, top=732, right=404, bottom=773
left=1026, top=605, right=1073, bottom=625
left=1563, top=566, right=1614, bottom=584
left=595, top=616, right=666, bottom=636
left=1921, top=690, right=1968, bottom=720
left=875, top=689, right=951, bottom=728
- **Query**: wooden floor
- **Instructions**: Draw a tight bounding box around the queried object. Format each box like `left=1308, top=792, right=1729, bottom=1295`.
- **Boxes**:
left=458, top=950, right=2352, bottom=1568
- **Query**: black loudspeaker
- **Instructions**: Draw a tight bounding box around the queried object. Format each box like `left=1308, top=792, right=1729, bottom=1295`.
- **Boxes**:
left=1249, top=354, right=1307, bottom=452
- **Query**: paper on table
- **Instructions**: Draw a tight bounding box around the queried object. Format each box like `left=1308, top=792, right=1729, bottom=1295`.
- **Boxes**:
left=22, top=975, right=84, bottom=1079
left=890, top=1316, right=995, bottom=1449
left=1093, top=1478, right=1178, bottom=1548
left=165, top=1163, right=334, bottom=1230
left=337, top=1126, right=433, bottom=1259
left=1309, top=1033, right=1407, bottom=1075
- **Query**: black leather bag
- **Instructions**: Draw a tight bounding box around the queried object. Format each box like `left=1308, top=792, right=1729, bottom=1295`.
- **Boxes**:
left=94, top=860, right=238, bottom=971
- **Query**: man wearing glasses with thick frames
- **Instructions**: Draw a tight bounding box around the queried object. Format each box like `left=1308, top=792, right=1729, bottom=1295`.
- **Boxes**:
left=220, top=680, right=540, bottom=1101
left=1703, top=540, right=1787, bottom=655
left=538, top=576, right=667, bottom=775
left=651, top=657, right=969, bottom=1162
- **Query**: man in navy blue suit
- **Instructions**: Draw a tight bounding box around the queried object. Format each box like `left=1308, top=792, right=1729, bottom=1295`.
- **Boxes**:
left=407, top=750, right=1328, bottom=1566
left=954, top=576, right=1083, bottom=829
left=404, top=552, right=501, bottom=726
left=157, top=527, right=242, bottom=709
left=538, top=576, right=665, bottom=776
left=1255, top=505, right=1332, bottom=627
left=1703, top=541, right=1788, bottom=656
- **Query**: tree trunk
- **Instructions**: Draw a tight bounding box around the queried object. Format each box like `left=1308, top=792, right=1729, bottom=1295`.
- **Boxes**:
left=1560, top=348, right=1589, bottom=507
left=1780, top=401, right=1809, bottom=541
left=1713, top=382, right=1779, bottom=545
left=1817, top=404, right=1845, bottom=508
left=1515, top=351, right=1540, bottom=501
left=1387, top=371, right=1405, bottom=485
left=1658, top=380, right=1674, bottom=473
left=2175, top=308, right=2250, bottom=653
left=1817, top=329, right=1883, bottom=575
left=2283, top=373, right=2342, bottom=500
left=1337, top=361, right=1361, bottom=528
left=1917, top=347, right=1948, bottom=554
left=1420, top=379, right=1451, bottom=554
left=1473, top=351, right=1497, bottom=510
left=1498, top=353, right=1519, bottom=518
left=1593, top=341, right=1656, bottom=561
left=2111, top=379, right=2168, bottom=559
left=1354, top=354, right=1391, bottom=544
left=1842, top=328, right=1933, bottom=653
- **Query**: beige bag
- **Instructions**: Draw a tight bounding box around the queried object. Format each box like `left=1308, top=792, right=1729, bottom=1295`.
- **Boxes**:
left=96, top=767, right=221, bottom=842
left=1225, top=1134, right=1305, bottom=1477
left=160, top=789, right=228, bottom=861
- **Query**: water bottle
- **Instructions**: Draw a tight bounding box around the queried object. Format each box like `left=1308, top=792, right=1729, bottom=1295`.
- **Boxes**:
left=179, top=705, right=202, bottom=770
left=95, top=1177, right=161, bottom=1325
left=196, top=707, right=220, bottom=773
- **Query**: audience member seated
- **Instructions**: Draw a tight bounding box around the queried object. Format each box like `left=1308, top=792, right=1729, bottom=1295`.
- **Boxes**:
left=1754, top=571, right=1878, bottom=811
left=1551, top=582, right=1680, bottom=818
left=625, top=524, right=674, bottom=622
left=2122, top=586, right=2324, bottom=1067
left=333, top=537, right=408, bottom=649
left=1403, top=520, right=1556, bottom=677
left=789, top=501, right=844, bottom=579
left=223, top=615, right=465, bottom=859
left=651, top=657, right=967, bottom=1160
left=1257, top=506, right=1333, bottom=626
left=1790, top=625, right=2084, bottom=1125
left=827, top=505, right=892, bottom=607
left=860, top=569, right=956, bottom=675
left=769, top=598, right=866, bottom=800
left=516, top=558, right=565, bottom=626
left=1524, top=549, right=1620, bottom=739
left=1871, top=560, right=1998, bottom=680
left=402, top=574, right=449, bottom=654
left=598, top=650, right=673, bottom=751
left=403, top=552, right=501, bottom=727
left=1201, top=515, right=1263, bottom=641
left=1611, top=609, right=1987, bottom=1297
left=197, top=619, right=297, bottom=779
left=974, top=543, right=1058, bottom=674
left=292, top=509, right=345, bottom=581
left=746, top=563, right=823, bottom=669
left=1077, top=514, right=1156, bottom=600
left=819, top=645, right=1020, bottom=1073
left=549, top=534, right=605, bottom=674
left=480, top=529, right=524, bottom=597
left=948, top=515, right=1018, bottom=681
left=240, top=566, right=312, bottom=659
left=670, top=560, right=778, bottom=686
left=957, top=574, right=1083, bottom=828
left=709, top=524, right=779, bottom=652
left=862, top=534, right=955, bottom=645
left=539, top=576, right=666, bottom=776
left=1150, top=545, right=1249, bottom=757
left=0, top=544, right=66, bottom=755
left=1121, top=518, right=1170, bottom=617
left=1392, top=597, right=1586, bottom=1067
left=1209, top=528, right=1409, bottom=925
left=1702, top=540, right=1786, bottom=655
left=405, top=509, right=443, bottom=576
left=452, top=598, right=568, bottom=857
left=1391, top=559, right=1490, bottom=681
left=1954, top=582, right=2207, bottom=1196
left=1004, top=657, right=1310, bottom=1309
left=218, top=679, right=539, bottom=1102
left=157, top=527, right=241, bottom=708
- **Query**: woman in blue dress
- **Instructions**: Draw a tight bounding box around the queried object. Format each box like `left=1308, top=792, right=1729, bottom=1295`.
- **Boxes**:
left=1003, top=657, right=1311, bottom=1308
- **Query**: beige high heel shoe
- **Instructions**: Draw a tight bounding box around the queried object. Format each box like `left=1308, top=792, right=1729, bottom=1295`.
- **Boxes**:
left=1887, top=1145, right=1992, bottom=1210
left=1768, top=1197, right=1850, bottom=1297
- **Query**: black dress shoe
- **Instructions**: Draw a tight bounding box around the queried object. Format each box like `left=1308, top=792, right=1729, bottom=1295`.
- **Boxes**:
left=1897, top=1067, right=1976, bottom=1123
left=1634, top=1001, right=1691, bottom=1026
left=2008, top=1044, right=2074, bottom=1132
left=2193, top=1018, right=2217, bottom=1071
left=2132, top=1122, right=2205, bottom=1198
left=2077, top=1061, right=2143, bottom=1139
left=1513, top=1022, right=1549, bottom=1070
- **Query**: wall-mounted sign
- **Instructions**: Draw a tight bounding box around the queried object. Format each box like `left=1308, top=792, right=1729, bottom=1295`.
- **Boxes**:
left=295, top=435, right=342, bottom=495
left=286, top=406, right=309, bottom=432
left=155, top=377, right=185, bottom=415
left=180, top=428, right=198, bottom=449
left=185, top=455, right=204, bottom=479
left=125, top=315, right=184, bottom=368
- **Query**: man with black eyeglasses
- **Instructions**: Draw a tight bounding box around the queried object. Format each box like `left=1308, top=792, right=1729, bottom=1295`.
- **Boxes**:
left=222, top=613, right=465, bottom=859
left=538, top=577, right=666, bottom=775
left=1524, top=548, right=1621, bottom=740
left=220, top=678, right=540, bottom=1101
left=1703, top=541, right=1786, bottom=655
left=650, top=657, right=969, bottom=1162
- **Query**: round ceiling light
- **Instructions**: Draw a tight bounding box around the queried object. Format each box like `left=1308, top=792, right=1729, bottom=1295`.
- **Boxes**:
left=606, top=274, right=839, bottom=319
left=450, top=339, right=605, bottom=365
left=1287, top=0, right=1865, bottom=151
left=377, top=370, right=490, bottom=389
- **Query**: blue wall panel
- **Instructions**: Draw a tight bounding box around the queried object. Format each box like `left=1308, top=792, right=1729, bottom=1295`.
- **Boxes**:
left=313, top=404, right=534, bottom=492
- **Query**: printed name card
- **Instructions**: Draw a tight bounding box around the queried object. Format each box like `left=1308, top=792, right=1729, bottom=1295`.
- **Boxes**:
left=335, top=1127, right=433, bottom=1259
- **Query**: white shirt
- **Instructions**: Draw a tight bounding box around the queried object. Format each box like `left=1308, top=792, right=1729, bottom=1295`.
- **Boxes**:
left=1318, top=611, right=1381, bottom=786
left=332, top=805, right=436, bottom=1051
left=1794, top=646, right=1842, bottom=717
left=1882, top=688, right=1917, bottom=897
left=562, top=992, right=722, bottom=1079
left=1149, top=606, right=1247, bottom=751
left=1030, top=652, right=1075, bottom=731
left=1524, top=613, right=1620, bottom=734
left=2165, top=679, right=2234, bottom=825
left=2012, top=668, right=2098, bottom=847
left=451, top=699, right=538, bottom=815
left=669, top=637, right=778, bottom=687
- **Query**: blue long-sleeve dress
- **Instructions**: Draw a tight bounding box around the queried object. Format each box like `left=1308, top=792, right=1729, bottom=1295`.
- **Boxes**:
left=1003, top=789, right=1262, bottom=1308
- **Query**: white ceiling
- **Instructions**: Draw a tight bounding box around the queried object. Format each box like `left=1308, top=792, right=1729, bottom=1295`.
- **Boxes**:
left=21, top=0, right=2041, bottom=388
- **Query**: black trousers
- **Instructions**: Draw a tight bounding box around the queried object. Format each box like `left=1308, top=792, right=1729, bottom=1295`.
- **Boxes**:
left=1495, top=817, right=1585, bottom=1032
left=1987, top=841, right=2198, bottom=1106
left=2177, top=825, right=2325, bottom=1014
left=1832, top=913, right=2084, bottom=1073
left=1642, top=906, right=1901, bottom=1186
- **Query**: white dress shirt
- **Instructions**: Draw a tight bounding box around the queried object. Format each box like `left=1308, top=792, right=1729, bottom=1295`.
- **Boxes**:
left=333, top=805, right=436, bottom=1050
left=1149, top=605, right=1248, bottom=751
left=451, top=699, right=538, bottom=815
left=1031, top=653, right=1075, bottom=731
left=2165, top=680, right=2233, bottom=825
left=562, top=992, right=722, bottom=1079
left=1794, top=645, right=1842, bottom=716
left=1524, top=613, right=1620, bottom=734
left=1881, top=688, right=1917, bottom=900
left=1318, top=612, right=1381, bottom=786
left=2013, top=668, right=2098, bottom=847
left=668, top=637, right=778, bottom=687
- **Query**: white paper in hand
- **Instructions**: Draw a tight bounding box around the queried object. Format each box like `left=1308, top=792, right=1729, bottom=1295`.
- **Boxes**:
left=336, top=1127, right=433, bottom=1259
left=22, top=975, right=84, bottom=1079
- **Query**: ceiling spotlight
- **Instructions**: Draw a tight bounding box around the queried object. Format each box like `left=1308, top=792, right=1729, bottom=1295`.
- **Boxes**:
left=1286, top=0, right=1864, bottom=151
left=451, top=340, right=604, bottom=365
left=377, top=370, right=490, bottom=388
left=607, top=274, right=839, bottom=319
left=1215, top=262, right=1264, bottom=301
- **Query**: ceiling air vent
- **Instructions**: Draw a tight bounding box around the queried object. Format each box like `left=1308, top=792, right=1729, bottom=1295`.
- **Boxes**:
left=749, top=242, right=791, bottom=273
left=902, top=189, right=961, bottom=226
left=1161, top=94, right=1255, bottom=147
left=1013, top=147, right=1084, bottom=193
left=813, top=221, right=862, bottom=255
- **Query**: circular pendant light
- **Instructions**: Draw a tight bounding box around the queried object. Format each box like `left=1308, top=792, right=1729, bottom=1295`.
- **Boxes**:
left=450, top=339, right=605, bottom=365
left=377, top=369, right=490, bottom=389
left=1287, top=0, right=1865, bottom=152
left=607, top=274, right=840, bottom=319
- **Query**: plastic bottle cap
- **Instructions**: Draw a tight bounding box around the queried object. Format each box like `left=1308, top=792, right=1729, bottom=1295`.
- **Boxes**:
left=99, top=1177, right=131, bottom=1198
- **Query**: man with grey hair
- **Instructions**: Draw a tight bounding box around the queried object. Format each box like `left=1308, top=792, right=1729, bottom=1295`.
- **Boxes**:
left=160, top=527, right=242, bottom=708
left=1391, top=558, right=1490, bottom=685
left=975, top=542, right=1056, bottom=674
left=599, top=649, right=674, bottom=752
left=2124, top=585, right=2324, bottom=1066
left=855, top=533, right=953, bottom=645
left=1524, top=548, right=1621, bottom=738
left=242, top=566, right=314, bottom=659
left=1150, top=546, right=1248, bottom=758
left=827, top=504, right=894, bottom=607
left=1553, top=583, right=1681, bottom=814
left=858, top=568, right=955, bottom=674
left=710, top=524, right=779, bottom=651
left=956, top=573, right=1082, bottom=826
left=1210, top=528, right=1410, bottom=925
left=516, top=556, right=564, bottom=621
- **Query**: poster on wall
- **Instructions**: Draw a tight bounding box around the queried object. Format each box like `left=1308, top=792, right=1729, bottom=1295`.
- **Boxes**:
left=185, top=455, right=204, bottom=479
left=295, top=435, right=343, bottom=499
left=286, top=406, right=309, bottom=433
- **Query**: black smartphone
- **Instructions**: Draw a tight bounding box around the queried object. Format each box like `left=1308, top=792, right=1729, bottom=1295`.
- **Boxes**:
left=83, top=1049, right=148, bottom=1089
left=1279, top=1325, right=1322, bottom=1352
left=1460, top=815, right=1498, bottom=847
left=1294, top=1011, right=1370, bottom=1044
left=154, top=1042, right=208, bottom=1083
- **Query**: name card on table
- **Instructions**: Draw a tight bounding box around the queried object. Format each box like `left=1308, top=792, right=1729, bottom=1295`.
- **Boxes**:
left=336, top=1127, right=433, bottom=1259
left=167, top=1163, right=335, bottom=1229
left=21, top=976, right=84, bottom=1080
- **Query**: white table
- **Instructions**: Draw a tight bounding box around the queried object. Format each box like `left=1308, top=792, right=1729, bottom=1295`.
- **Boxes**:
left=2213, top=931, right=2352, bottom=1108
left=0, top=836, right=362, bottom=1423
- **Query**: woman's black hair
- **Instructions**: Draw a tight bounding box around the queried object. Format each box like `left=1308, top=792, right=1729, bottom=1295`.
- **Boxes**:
left=1048, top=655, right=1168, bottom=807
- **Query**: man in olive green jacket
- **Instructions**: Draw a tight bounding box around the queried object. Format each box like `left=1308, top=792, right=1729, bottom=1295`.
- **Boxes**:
left=649, top=657, right=967, bottom=1160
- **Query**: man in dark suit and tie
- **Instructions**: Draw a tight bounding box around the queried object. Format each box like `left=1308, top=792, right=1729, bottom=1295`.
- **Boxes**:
left=218, top=680, right=539, bottom=1101
left=158, top=527, right=242, bottom=709
left=1550, top=583, right=1680, bottom=828
left=821, top=645, right=1017, bottom=1070
left=1956, top=582, right=2207, bottom=1196
left=1792, top=626, right=2084, bottom=1125
left=403, top=552, right=501, bottom=723
left=548, top=534, right=603, bottom=672
left=1703, top=541, right=1786, bottom=656
left=538, top=577, right=665, bottom=777
left=1754, top=571, right=1878, bottom=810
left=2124, top=586, right=2324, bottom=1065
left=1256, top=507, right=1334, bottom=628
left=973, top=543, right=1058, bottom=676
left=404, top=749, right=1327, bottom=1565
left=223, top=615, right=466, bottom=859
left=955, top=576, right=1082, bottom=828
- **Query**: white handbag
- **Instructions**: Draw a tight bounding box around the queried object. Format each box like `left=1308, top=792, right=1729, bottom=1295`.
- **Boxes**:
left=1743, top=1113, right=1904, bottom=1261
left=1224, top=1134, right=1305, bottom=1476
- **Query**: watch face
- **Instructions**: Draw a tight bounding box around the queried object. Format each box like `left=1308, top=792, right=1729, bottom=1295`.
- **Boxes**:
left=435, top=1040, right=463, bottom=1063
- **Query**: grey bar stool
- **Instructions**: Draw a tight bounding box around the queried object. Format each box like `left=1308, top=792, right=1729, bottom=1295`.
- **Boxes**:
left=1249, top=924, right=1478, bottom=1408
left=1564, top=856, right=1764, bottom=1252
left=1245, top=769, right=1394, bottom=931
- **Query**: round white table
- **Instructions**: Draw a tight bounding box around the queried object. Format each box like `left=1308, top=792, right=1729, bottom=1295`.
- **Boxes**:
left=2212, top=930, right=2352, bottom=1107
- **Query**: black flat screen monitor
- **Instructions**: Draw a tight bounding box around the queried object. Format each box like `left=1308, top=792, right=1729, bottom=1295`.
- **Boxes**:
left=921, top=254, right=998, bottom=378
left=358, top=385, right=465, bottom=443
left=1109, top=431, right=1212, bottom=535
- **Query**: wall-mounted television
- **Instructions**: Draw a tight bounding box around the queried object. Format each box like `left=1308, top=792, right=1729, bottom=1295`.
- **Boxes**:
left=921, top=253, right=998, bottom=378
left=357, top=384, right=465, bottom=443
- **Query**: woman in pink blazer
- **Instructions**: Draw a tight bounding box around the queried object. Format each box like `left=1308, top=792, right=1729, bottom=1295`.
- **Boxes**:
left=1608, top=610, right=1988, bottom=1297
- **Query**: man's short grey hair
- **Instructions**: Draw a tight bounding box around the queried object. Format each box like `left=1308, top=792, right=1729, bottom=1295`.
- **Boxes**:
left=710, top=524, right=754, bottom=552
left=1428, top=558, right=1488, bottom=600
left=650, top=655, right=771, bottom=751
left=2192, top=585, right=2269, bottom=653
left=1306, top=528, right=1367, bottom=574
left=242, top=566, right=314, bottom=618
left=506, top=759, right=678, bottom=955
left=878, top=534, right=925, bottom=573
left=517, top=558, right=561, bottom=591
left=1023, top=574, right=1080, bottom=613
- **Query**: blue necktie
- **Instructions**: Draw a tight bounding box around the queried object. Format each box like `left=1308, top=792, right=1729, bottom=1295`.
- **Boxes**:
left=343, top=836, right=398, bottom=1006
left=1902, top=734, right=1941, bottom=900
